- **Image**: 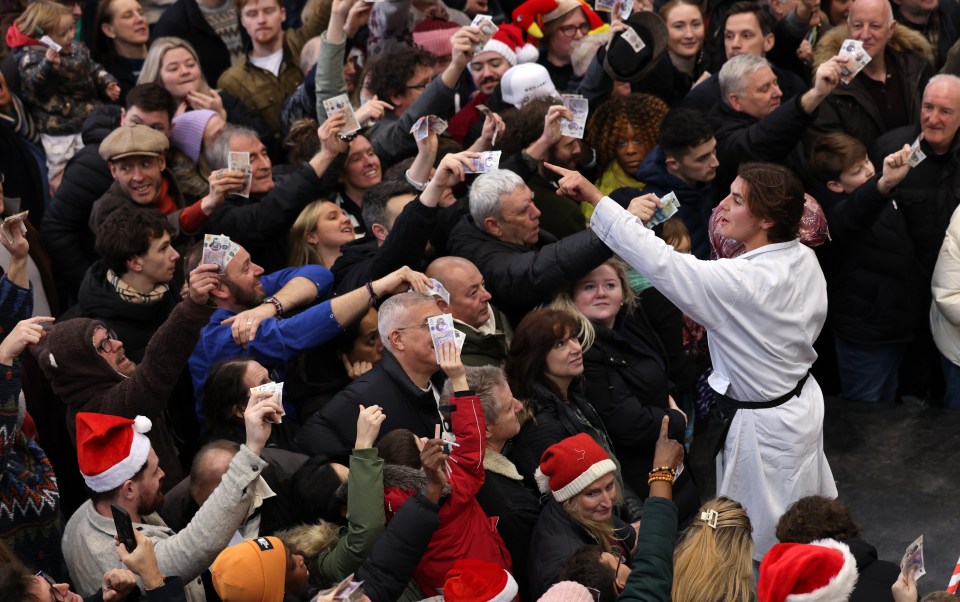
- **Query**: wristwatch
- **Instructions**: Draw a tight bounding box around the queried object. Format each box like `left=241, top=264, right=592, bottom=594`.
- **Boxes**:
left=263, top=296, right=283, bottom=317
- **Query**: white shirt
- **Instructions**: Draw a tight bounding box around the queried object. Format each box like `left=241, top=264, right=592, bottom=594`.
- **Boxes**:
left=250, top=49, right=283, bottom=77
left=590, top=196, right=837, bottom=559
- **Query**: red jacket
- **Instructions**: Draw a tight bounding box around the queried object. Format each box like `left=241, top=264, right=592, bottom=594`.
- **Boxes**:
left=447, top=93, right=488, bottom=145
left=383, top=392, right=512, bottom=596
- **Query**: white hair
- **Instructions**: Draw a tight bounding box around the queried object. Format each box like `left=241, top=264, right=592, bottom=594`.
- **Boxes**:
left=377, top=291, right=436, bottom=349
left=719, top=54, right=771, bottom=107
left=925, top=74, right=960, bottom=96
left=468, top=169, right=525, bottom=226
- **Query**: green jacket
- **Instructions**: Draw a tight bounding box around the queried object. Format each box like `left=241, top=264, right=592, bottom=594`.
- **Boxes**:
left=217, top=8, right=326, bottom=140
left=455, top=304, right=513, bottom=368
left=316, top=447, right=386, bottom=582
left=617, top=496, right=678, bottom=602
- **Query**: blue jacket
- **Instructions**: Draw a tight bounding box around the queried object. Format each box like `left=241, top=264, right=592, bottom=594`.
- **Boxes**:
left=189, top=265, right=340, bottom=413
left=636, top=146, right=719, bottom=260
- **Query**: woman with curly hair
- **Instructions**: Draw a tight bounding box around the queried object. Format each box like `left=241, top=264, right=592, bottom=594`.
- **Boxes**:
left=584, top=93, right=669, bottom=212
left=672, top=497, right=755, bottom=602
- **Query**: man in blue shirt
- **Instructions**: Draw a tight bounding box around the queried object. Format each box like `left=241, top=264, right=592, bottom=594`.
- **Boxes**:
left=187, top=241, right=431, bottom=414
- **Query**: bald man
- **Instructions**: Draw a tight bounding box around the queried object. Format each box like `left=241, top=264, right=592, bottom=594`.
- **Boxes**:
left=426, top=256, right=512, bottom=367
left=805, top=0, right=935, bottom=149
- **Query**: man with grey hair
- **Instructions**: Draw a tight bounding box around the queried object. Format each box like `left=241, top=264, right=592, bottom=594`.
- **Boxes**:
left=806, top=0, right=935, bottom=150
left=446, top=169, right=612, bottom=326
left=710, top=52, right=845, bottom=190
left=295, top=291, right=450, bottom=460
left=202, top=120, right=342, bottom=273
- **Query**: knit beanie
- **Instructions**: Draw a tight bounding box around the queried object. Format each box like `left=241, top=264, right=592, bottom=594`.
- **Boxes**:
left=76, top=413, right=153, bottom=492
left=481, top=23, right=539, bottom=65
left=538, top=581, right=596, bottom=601
left=443, top=559, right=519, bottom=602
left=758, top=538, right=859, bottom=602
left=535, top=433, right=616, bottom=501
left=170, top=109, right=218, bottom=163
left=413, top=19, right=460, bottom=58
left=212, top=537, right=287, bottom=602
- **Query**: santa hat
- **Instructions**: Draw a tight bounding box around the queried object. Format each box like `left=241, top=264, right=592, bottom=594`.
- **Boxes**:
left=481, top=23, right=539, bottom=66
left=76, top=412, right=153, bottom=492
left=535, top=433, right=616, bottom=501
left=443, top=559, right=519, bottom=602
left=512, top=0, right=608, bottom=43
left=758, top=538, right=859, bottom=602
left=212, top=537, right=287, bottom=602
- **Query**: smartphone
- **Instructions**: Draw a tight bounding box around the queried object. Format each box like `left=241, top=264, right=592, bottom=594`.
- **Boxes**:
left=111, top=504, right=137, bottom=551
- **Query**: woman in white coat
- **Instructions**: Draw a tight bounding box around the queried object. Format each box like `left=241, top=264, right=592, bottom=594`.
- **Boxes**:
left=544, top=154, right=909, bottom=560
left=930, top=204, right=960, bottom=411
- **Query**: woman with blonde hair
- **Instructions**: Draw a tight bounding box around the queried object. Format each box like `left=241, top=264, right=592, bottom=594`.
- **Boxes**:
left=672, top=496, right=755, bottom=602
left=288, top=200, right=357, bottom=268
left=138, top=37, right=268, bottom=138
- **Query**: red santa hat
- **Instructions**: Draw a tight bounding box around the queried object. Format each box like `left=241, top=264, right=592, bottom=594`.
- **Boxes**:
left=76, top=412, right=153, bottom=492
left=481, top=23, right=539, bottom=66
left=443, top=559, right=519, bottom=602
left=535, top=433, right=616, bottom=502
left=758, top=538, right=859, bottom=602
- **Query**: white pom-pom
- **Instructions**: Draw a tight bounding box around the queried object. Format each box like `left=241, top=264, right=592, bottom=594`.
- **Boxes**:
left=47, top=353, right=58, bottom=369
left=133, top=415, right=153, bottom=434
left=534, top=467, right=551, bottom=494
left=516, top=44, right=539, bottom=64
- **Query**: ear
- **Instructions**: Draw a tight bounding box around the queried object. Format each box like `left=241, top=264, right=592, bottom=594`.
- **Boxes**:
left=101, top=21, right=116, bottom=39
left=388, top=329, right=404, bottom=351
left=371, top=223, right=389, bottom=243
left=826, top=179, right=844, bottom=194
left=209, top=281, right=230, bottom=302
left=760, top=217, right=775, bottom=231
left=762, top=33, right=775, bottom=54
left=664, top=156, right=680, bottom=174
left=108, top=161, right=119, bottom=180
left=482, top=216, right=502, bottom=238
left=158, top=156, right=166, bottom=172
left=306, top=231, right=320, bottom=245
left=126, top=256, right=143, bottom=274
left=119, top=479, right=137, bottom=501
left=728, top=93, right=743, bottom=113
left=436, top=298, right=450, bottom=313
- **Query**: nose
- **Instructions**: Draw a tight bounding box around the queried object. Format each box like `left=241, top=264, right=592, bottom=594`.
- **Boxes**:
left=171, top=248, right=181, bottom=261
left=253, top=263, right=265, bottom=276
left=530, top=204, right=542, bottom=219
left=719, top=193, right=732, bottom=210
left=569, top=338, right=582, bottom=353
left=479, top=285, right=492, bottom=303
left=158, top=466, right=165, bottom=480
left=772, top=84, right=783, bottom=99
left=132, top=166, right=145, bottom=180
left=709, top=154, right=719, bottom=169
left=512, top=398, right=522, bottom=412
left=573, top=28, right=586, bottom=39
left=623, top=141, right=639, bottom=156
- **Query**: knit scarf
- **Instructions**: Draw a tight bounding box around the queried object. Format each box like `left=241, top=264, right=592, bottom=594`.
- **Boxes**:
left=106, top=269, right=169, bottom=304
left=0, top=95, right=39, bottom=144
left=583, top=161, right=645, bottom=219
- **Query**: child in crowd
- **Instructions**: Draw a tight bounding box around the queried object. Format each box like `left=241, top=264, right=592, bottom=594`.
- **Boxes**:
left=6, top=0, right=119, bottom=192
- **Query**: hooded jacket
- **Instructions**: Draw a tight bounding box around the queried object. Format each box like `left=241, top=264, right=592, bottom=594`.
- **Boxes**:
left=807, top=24, right=934, bottom=152
left=32, top=299, right=214, bottom=486
left=6, top=27, right=117, bottom=135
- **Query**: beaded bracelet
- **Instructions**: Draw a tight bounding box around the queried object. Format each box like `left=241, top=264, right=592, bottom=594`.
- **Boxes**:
left=648, top=472, right=676, bottom=485
left=650, top=466, right=675, bottom=475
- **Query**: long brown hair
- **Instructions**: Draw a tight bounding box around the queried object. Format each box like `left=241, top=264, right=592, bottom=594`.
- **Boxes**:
left=506, top=308, right=582, bottom=404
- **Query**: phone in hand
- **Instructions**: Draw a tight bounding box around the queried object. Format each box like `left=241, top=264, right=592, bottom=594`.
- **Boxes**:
left=111, top=504, right=137, bottom=551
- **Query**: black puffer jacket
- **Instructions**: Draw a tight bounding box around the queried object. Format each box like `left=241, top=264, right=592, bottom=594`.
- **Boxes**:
left=807, top=169, right=927, bottom=346
left=70, top=259, right=180, bottom=363
left=446, top=215, right=612, bottom=326
left=294, top=351, right=448, bottom=461
left=846, top=538, right=900, bottom=602
left=40, top=105, right=119, bottom=304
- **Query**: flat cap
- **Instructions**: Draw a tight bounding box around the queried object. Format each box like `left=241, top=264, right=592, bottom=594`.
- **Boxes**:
left=99, top=125, right=169, bottom=161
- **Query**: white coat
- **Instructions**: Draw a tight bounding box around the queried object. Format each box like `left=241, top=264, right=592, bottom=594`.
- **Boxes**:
left=931, top=205, right=960, bottom=365
left=591, top=197, right=837, bottom=559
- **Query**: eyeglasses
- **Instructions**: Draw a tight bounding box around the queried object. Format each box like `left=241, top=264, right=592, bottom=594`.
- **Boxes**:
left=557, top=23, right=591, bottom=37
left=405, top=82, right=429, bottom=90
left=396, top=321, right=430, bottom=332
left=95, top=328, right=121, bottom=354
left=36, top=572, right=64, bottom=602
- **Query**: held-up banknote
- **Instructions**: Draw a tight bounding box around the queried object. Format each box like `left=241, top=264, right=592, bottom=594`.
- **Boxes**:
left=900, top=535, right=926, bottom=581
left=464, top=151, right=501, bottom=173
left=646, top=191, right=681, bottom=229
left=323, top=94, right=361, bottom=136
left=428, top=313, right=456, bottom=363
left=595, top=0, right=616, bottom=13
left=471, top=14, right=498, bottom=52
left=202, top=234, right=235, bottom=273
left=837, top=39, right=871, bottom=85
left=561, top=94, right=589, bottom=139
left=909, top=134, right=926, bottom=168
left=1, top=210, right=28, bottom=244
left=618, top=0, right=633, bottom=20
left=621, top=28, right=646, bottom=54
left=428, top=278, right=451, bottom=304
left=228, top=151, right=253, bottom=198
left=250, top=382, right=285, bottom=422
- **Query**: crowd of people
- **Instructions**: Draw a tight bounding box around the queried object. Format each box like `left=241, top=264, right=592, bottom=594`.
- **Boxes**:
left=1, top=0, right=960, bottom=598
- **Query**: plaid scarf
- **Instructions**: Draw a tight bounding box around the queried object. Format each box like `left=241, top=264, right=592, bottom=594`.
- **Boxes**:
left=106, top=269, right=168, bottom=304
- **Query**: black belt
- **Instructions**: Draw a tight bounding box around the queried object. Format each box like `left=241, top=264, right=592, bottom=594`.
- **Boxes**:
left=707, top=373, right=810, bottom=457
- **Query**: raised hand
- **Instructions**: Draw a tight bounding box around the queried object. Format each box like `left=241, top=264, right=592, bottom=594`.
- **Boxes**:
left=543, top=162, right=604, bottom=206
left=0, top=316, right=54, bottom=365
left=356, top=404, right=387, bottom=449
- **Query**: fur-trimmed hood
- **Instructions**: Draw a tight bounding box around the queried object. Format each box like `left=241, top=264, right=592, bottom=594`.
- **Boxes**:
left=813, top=24, right=935, bottom=70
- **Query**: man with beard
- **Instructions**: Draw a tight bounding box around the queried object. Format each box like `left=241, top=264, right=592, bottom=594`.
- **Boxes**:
left=187, top=241, right=431, bottom=412
left=34, top=261, right=222, bottom=487
left=61, top=399, right=282, bottom=602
